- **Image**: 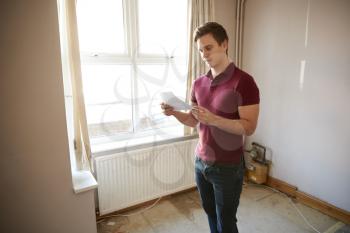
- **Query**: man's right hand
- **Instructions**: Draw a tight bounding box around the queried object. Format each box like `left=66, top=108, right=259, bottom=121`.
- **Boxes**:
left=160, top=102, right=175, bottom=116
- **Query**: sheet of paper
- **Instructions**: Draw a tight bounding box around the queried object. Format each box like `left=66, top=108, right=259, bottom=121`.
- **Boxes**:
left=160, top=91, right=191, bottom=111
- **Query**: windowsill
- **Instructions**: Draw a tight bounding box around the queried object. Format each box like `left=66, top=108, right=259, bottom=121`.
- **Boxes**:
left=92, top=134, right=198, bottom=157
left=72, top=170, right=98, bottom=194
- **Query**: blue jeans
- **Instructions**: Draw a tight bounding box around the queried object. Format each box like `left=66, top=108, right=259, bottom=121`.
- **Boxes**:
left=195, top=156, right=244, bottom=233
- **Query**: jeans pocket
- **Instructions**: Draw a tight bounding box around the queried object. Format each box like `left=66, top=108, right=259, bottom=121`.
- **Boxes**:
left=194, top=156, right=203, bottom=171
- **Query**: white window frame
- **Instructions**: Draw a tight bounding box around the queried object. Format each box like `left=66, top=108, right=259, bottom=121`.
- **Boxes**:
left=79, top=0, right=188, bottom=146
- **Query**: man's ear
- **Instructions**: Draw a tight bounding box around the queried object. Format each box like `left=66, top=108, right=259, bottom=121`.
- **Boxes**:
left=221, top=39, right=228, bottom=51
left=224, top=39, right=228, bottom=49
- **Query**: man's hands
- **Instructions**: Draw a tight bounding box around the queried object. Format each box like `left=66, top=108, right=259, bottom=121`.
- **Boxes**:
left=161, top=102, right=259, bottom=136
left=160, top=102, right=175, bottom=116
left=191, top=106, right=218, bottom=126
left=161, top=103, right=217, bottom=125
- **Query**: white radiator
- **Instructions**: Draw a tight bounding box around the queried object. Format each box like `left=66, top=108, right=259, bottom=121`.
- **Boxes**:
left=95, top=139, right=198, bottom=215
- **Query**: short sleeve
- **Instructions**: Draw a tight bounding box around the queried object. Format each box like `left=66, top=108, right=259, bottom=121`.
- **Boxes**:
left=190, top=81, right=197, bottom=104
left=236, top=74, right=260, bottom=106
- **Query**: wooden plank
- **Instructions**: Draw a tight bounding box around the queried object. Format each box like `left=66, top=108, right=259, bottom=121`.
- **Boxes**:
left=265, top=176, right=350, bottom=225
left=296, top=190, right=350, bottom=225
left=266, top=176, right=297, bottom=197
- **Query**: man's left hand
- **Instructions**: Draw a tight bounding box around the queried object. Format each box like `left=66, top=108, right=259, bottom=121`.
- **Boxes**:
left=191, top=106, right=218, bottom=126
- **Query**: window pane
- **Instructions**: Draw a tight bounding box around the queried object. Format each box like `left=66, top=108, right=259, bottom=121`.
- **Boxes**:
left=138, top=0, right=188, bottom=56
left=81, top=64, right=133, bottom=137
left=82, top=65, right=132, bottom=105
left=135, top=64, right=187, bottom=134
left=86, top=104, right=133, bottom=137
left=76, top=0, right=125, bottom=54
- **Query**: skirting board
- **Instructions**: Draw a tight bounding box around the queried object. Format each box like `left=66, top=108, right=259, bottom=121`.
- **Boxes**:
left=266, top=176, right=350, bottom=225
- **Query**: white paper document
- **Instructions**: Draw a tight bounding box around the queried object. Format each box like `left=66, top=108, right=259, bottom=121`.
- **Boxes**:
left=160, top=91, right=191, bottom=111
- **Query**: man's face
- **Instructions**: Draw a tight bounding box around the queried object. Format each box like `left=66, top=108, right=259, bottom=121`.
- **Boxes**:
left=196, top=33, right=228, bottom=68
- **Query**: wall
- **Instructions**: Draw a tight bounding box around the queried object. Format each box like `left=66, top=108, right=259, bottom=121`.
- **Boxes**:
left=243, top=0, right=350, bottom=212
left=214, top=0, right=237, bottom=59
left=0, top=1, right=97, bottom=233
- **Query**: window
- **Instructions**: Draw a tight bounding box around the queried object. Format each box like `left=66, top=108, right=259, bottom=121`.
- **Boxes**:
left=76, top=0, right=189, bottom=148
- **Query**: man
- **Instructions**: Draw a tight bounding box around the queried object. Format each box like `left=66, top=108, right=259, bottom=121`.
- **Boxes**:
left=161, top=22, right=260, bottom=233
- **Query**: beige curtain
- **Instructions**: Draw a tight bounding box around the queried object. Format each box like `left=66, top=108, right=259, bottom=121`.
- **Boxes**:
left=57, top=0, right=92, bottom=171
left=185, top=0, right=214, bottom=135
left=235, top=0, right=246, bottom=69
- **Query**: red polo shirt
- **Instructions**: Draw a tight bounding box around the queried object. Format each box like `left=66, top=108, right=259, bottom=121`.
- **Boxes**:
left=191, top=63, right=260, bottom=164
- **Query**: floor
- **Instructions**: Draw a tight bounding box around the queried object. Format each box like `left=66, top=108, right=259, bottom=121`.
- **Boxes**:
left=97, top=183, right=349, bottom=233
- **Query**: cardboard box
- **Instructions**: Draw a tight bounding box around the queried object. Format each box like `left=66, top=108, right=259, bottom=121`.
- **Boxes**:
left=247, top=161, right=268, bottom=184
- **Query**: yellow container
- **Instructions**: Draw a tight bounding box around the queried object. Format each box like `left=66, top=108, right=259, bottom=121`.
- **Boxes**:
left=247, top=161, right=268, bottom=184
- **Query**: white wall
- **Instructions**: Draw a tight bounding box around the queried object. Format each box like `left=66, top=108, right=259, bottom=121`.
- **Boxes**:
left=243, top=0, right=350, bottom=212
left=0, top=1, right=97, bottom=233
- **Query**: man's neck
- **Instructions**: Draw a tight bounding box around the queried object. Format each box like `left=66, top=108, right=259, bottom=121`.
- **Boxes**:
left=211, top=57, right=231, bottom=78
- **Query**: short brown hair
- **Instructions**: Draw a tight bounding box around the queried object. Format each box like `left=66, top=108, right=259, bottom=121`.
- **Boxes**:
left=194, top=22, right=228, bottom=44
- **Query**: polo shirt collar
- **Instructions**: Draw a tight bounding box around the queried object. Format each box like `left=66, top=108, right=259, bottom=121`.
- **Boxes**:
left=206, top=62, right=235, bottom=87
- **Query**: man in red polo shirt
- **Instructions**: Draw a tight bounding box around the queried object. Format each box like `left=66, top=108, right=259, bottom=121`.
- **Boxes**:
left=161, top=22, right=260, bottom=233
